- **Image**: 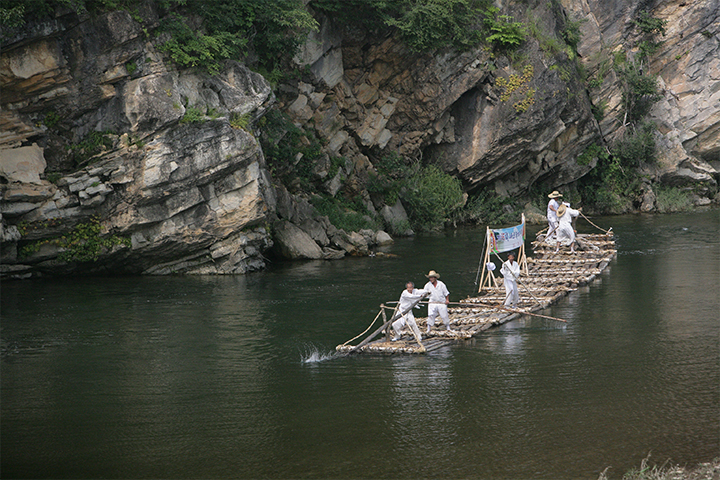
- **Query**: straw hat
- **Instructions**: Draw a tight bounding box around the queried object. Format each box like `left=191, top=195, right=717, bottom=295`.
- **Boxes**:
left=425, top=270, right=440, bottom=278
left=548, top=191, right=563, bottom=199
left=556, top=204, right=567, bottom=218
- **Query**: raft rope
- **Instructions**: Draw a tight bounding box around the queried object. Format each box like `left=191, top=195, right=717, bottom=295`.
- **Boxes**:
left=580, top=211, right=612, bottom=235
left=538, top=211, right=612, bottom=243
left=341, top=308, right=384, bottom=347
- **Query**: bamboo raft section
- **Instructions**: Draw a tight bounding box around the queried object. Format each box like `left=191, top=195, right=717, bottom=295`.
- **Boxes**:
left=336, top=232, right=616, bottom=355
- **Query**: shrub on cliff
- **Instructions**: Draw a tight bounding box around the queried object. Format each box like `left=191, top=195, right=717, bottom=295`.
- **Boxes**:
left=157, top=0, right=318, bottom=73
left=311, top=195, right=379, bottom=232
left=482, top=6, right=527, bottom=49
left=453, top=189, right=518, bottom=226
left=401, top=165, right=464, bottom=231
left=259, top=110, right=324, bottom=191
left=383, top=0, right=486, bottom=52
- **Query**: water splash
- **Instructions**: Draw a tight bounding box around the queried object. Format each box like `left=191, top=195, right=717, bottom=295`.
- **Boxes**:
left=300, top=344, right=337, bottom=364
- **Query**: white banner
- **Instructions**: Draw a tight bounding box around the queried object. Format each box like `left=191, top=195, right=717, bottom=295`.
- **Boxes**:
left=489, top=220, right=525, bottom=253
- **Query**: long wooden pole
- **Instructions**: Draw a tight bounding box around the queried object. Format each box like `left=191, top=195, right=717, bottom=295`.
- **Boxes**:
left=478, top=227, right=491, bottom=292
left=421, top=301, right=567, bottom=323
left=475, top=229, right=488, bottom=288
left=477, top=303, right=566, bottom=322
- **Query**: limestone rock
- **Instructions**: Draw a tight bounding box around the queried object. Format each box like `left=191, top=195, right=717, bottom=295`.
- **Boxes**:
left=0, top=144, right=47, bottom=184
left=375, top=230, right=394, bottom=246
left=273, top=220, right=324, bottom=259
left=563, top=0, right=720, bottom=195
left=322, top=247, right=346, bottom=260
left=380, top=199, right=414, bottom=236
left=523, top=203, right=547, bottom=225
left=3, top=182, right=56, bottom=203
left=0, top=11, right=277, bottom=278
left=640, top=185, right=657, bottom=213
left=298, top=217, right=330, bottom=246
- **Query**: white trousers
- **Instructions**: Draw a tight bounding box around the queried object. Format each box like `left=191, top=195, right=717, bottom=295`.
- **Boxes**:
left=392, top=313, right=422, bottom=340
left=427, top=303, right=450, bottom=330
left=556, top=222, right=575, bottom=246
left=548, top=220, right=558, bottom=239
left=504, top=278, right=519, bottom=306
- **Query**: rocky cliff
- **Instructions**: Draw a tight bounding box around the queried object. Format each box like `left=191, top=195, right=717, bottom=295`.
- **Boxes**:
left=282, top=2, right=600, bottom=199
left=563, top=0, right=719, bottom=208
left=1, top=0, right=718, bottom=279
left=1, top=9, right=277, bottom=278
left=282, top=0, right=718, bottom=205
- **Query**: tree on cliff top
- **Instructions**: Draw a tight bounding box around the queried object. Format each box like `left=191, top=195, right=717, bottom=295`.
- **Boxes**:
left=314, top=0, right=492, bottom=52
left=1, top=0, right=319, bottom=74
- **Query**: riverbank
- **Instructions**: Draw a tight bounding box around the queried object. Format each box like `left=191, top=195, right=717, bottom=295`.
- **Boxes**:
left=599, top=457, right=720, bottom=480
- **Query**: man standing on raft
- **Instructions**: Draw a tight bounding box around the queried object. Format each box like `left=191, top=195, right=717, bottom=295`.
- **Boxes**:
left=555, top=203, right=581, bottom=254
left=501, top=252, right=520, bottom=307
left=423, top=270, right=454, bottom=334
left=391, top=282, right=427, bottom=348
left=546, top=191, right=562, bottom=240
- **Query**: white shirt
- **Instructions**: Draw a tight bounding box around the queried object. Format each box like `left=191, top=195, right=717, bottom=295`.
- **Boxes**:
left=423, top=280, right=449, bottom=303
left=501, top=260, right=520, bottom=281
left=398, top=288, right=427, bottom=313
left=559, top=206, right=580, bottom=225
left=547, top=199, right=560, bottom=223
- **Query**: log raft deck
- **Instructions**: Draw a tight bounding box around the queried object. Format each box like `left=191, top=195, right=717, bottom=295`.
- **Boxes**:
left=336, top=232, right=616, bottom=355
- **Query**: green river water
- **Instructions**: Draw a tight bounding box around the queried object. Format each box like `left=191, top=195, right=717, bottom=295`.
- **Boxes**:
left=1, top=210, right=718, bottom=479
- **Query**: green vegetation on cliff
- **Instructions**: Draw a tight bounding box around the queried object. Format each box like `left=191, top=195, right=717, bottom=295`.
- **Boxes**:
left=19, top=217, right=130, bottom=263
left=314, top=0, right=528, bottom=53
left=367, top=154, right=465, bottom=231
left=158, top=0, right=318, bottom=73
left=576, top=10, right=667, bottom=213
left=1, top=0, right=319, bottom=74
left=315, top=0, right=484, bottom=52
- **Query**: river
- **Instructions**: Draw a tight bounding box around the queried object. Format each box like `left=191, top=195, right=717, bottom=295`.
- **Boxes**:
left=1, top=210, right=718, bottom=479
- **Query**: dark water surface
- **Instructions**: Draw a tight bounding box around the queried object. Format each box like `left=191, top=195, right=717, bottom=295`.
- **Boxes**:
left=2, top=210, right=718, bottom=479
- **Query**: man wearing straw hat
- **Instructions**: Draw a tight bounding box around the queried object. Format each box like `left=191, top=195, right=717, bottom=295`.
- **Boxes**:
left=555, top=202, right=581, bottom=253
left=546, top=191, right=563, bottom=239
left=423, top=270, right=454, bottom=333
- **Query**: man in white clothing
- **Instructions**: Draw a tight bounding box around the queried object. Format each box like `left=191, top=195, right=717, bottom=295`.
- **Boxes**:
left=423, top=270, right=454, bottom=333
left=391, top=282, right=428, bottom=346
left=546, top=191, right=562, bottom=240
left=501, top=252, right=520, bottom=307
left=555, top=203, right=581, bottom=253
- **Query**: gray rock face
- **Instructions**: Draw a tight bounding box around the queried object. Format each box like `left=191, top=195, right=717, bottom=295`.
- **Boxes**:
left=285, top=6, right=602, bottom=199
left=272, top=220, right=324, bottom=259
left=285, top=0, right=717, bottom=208
left=374, top=230, right=394, bottom=246
left=270, top=184, right=394, bottom=260
left=562, top=0, right=719, bottom=196
left=0, top=10, right=276, bottom=278
left=380, top=200, right=414, bottom=236
left=0, top=144, right=47, bottom=184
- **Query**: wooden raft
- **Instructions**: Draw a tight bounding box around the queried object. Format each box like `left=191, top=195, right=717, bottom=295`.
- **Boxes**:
left=336, top=232, right=616, bottom=355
